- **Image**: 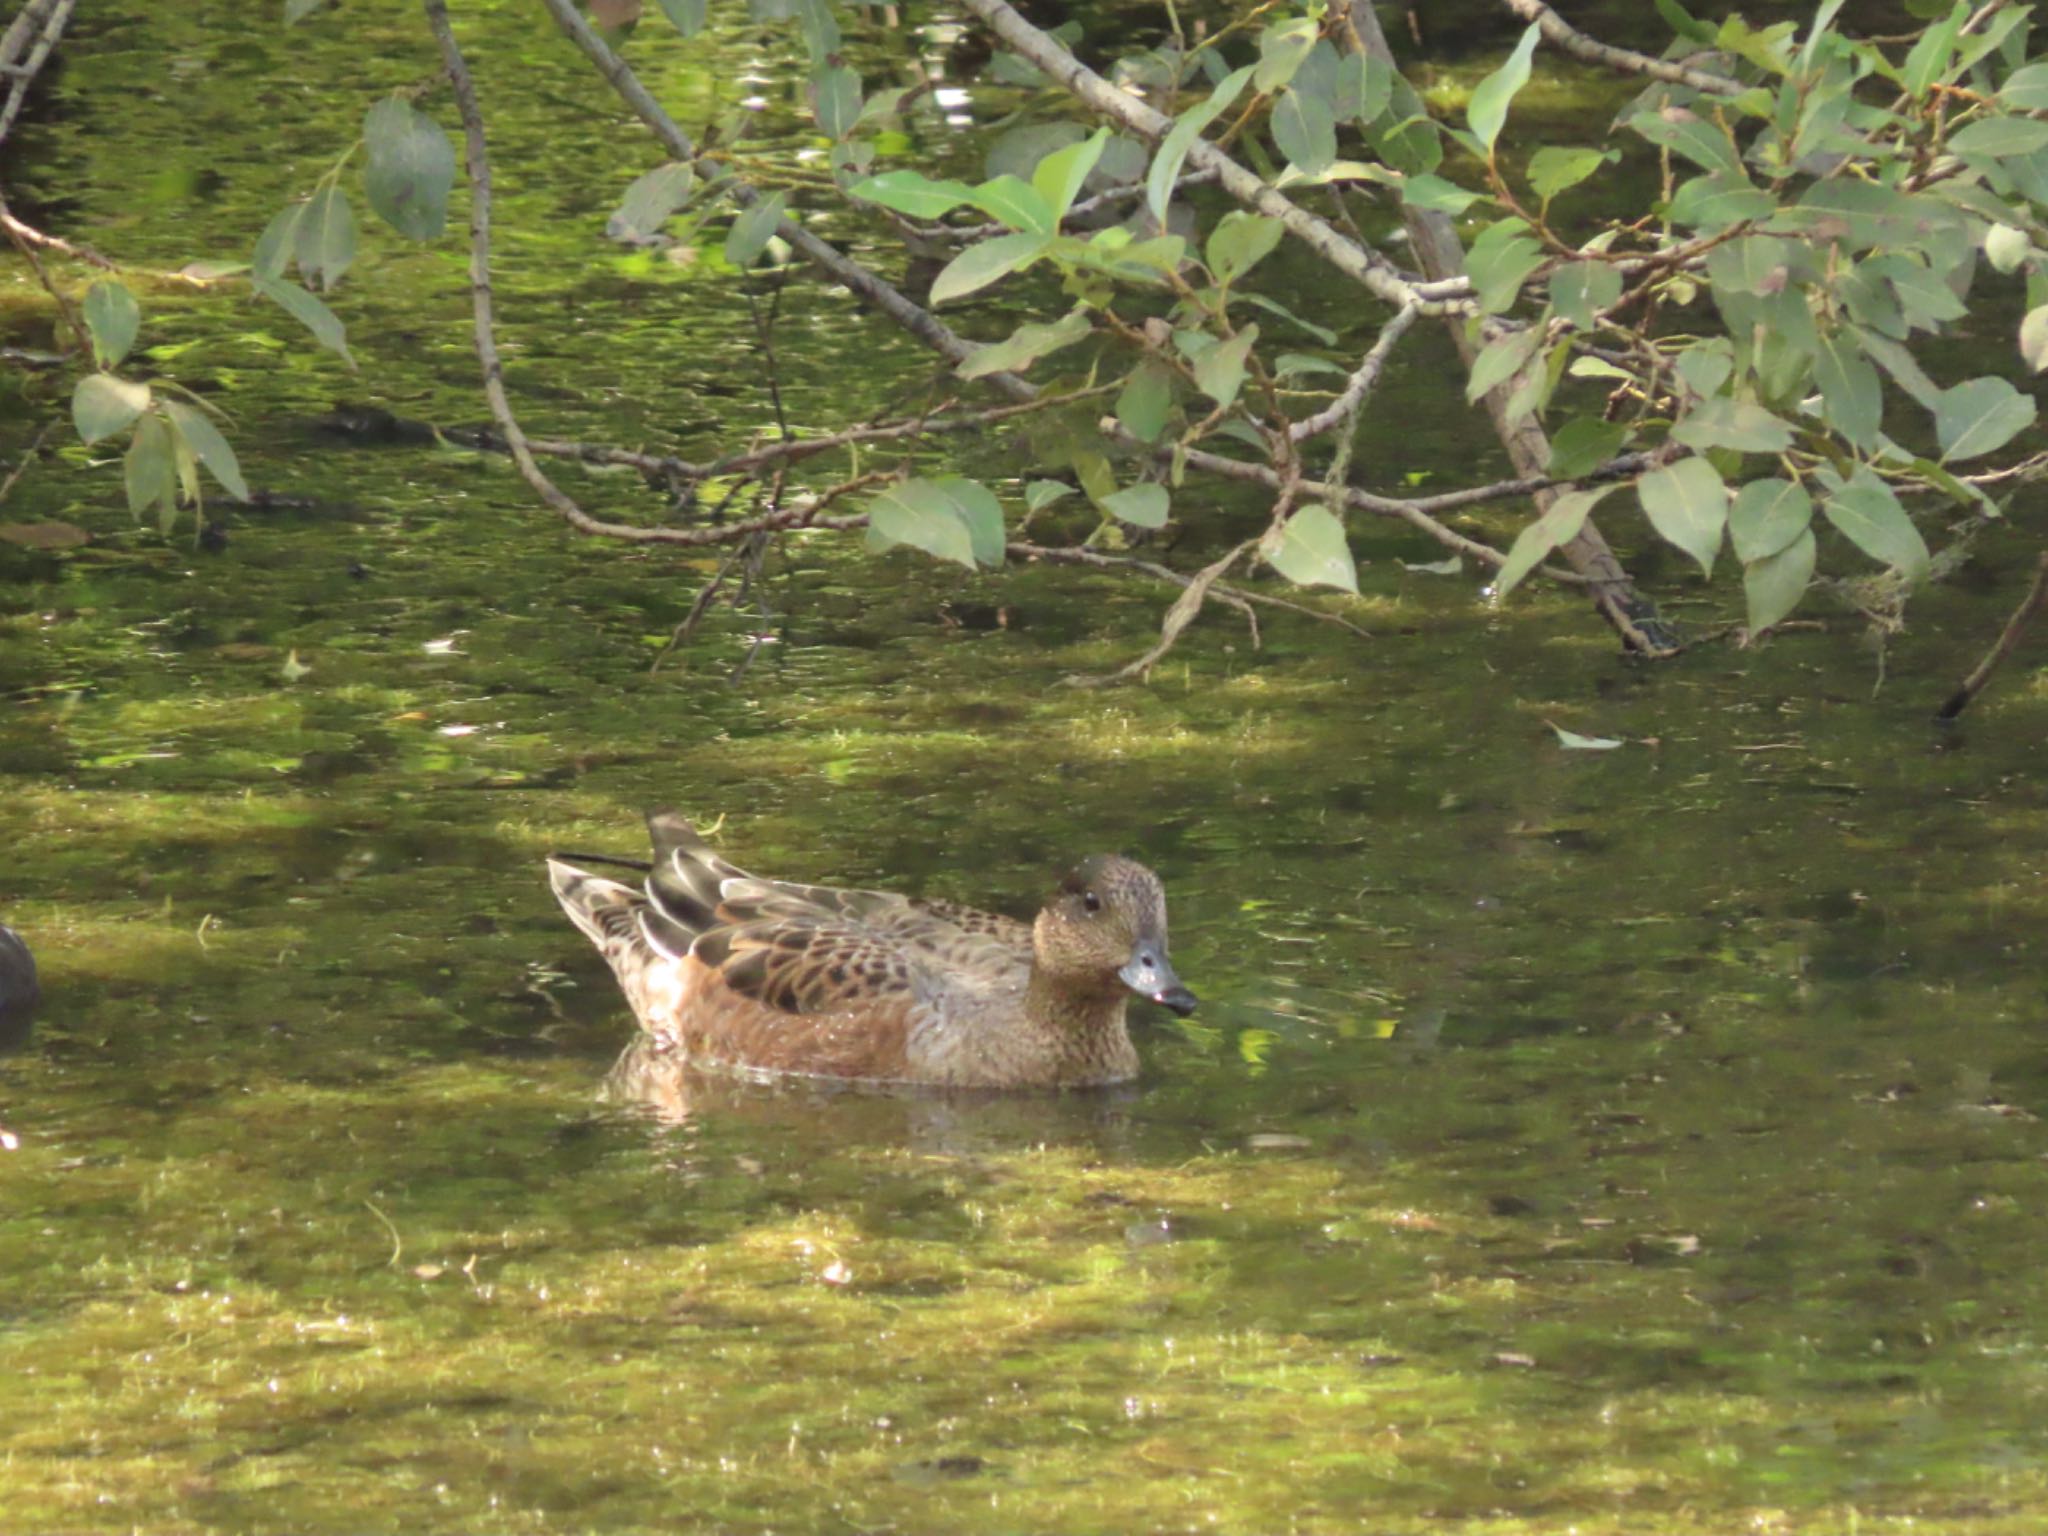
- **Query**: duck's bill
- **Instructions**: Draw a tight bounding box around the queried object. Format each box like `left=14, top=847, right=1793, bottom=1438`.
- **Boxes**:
left=1119, top=951, right=1198, bottom=1016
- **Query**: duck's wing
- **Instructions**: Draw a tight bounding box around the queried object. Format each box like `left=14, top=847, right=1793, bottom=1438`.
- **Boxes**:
left=642, top=809, right=1028, bottom=1011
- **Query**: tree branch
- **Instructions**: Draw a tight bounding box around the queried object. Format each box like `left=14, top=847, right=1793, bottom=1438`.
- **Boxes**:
left=1492, top=0, right=1744, bottom=97
left=952, top=0, right=1473, bottom=316
left=1287, top=303, right=1419, bottom=443
left=0, top=0, right=73, bottom=149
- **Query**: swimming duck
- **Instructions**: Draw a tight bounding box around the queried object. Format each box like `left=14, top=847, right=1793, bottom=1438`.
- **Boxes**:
left=548, top=812, right=1196, bottom=1088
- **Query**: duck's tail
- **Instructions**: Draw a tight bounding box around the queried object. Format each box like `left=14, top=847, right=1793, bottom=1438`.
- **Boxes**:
left=546, top=858, right=645, bottom=952
left=548, top=809, right=743, bottom=959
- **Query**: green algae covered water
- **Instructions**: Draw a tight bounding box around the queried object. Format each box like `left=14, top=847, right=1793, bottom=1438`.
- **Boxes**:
left=6, top=5, right=2048, bottom=1533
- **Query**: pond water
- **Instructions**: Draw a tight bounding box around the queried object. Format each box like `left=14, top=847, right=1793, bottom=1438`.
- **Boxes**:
left=5, top=4, right=2048, bottom=1533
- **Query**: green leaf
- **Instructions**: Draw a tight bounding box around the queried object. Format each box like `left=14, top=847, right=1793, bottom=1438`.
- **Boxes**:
left=1636, top=458, right=1728, bottom=577
left=1031, top=128, right=1108, bottom=224
left=1704, top=234, right=1807, bottom=297
left=1274, top=352, right=1348, bottom=381
left=1147, top=65, right=1254, bottom=227
left=285, top=0, right=325, bottom=22
left=1550, top=261, right=1620, bottom=329
left=1526, top=146, right=1616, bottom=203
left=1629, top=108, right=1743, bottom=176
left=253, top=274, right=354, bottom=366
left=1935, top=375, right=2037, bottom=462
left=1193, top=324, right=1259, bottom=409
left=362, top=98, right=454, bottom=241
left=1399, top=173, right=1480, bottom=214
left=724, top=191, right=788, bottom=268
left=1820, top=468, right=1929, bottom=578
left=72, top=373, right=151, bottom=445
left=1652, top=0, right=1717, bottom=45
left=252, top=201, right=306, bottom=282
left=2001, top=60, right=2048, bottom=110
left=1811, top=330, right=1881, bottom=449
left=82, top=280, right=140, bottom=370
left=1338, top=50, right=1393, bottom=125
left=1272, top=87, right=1336, bottom=177
left=1495, top=486, right=1615, bottom=598
left=866, top=478, right=979, bottom=567
left=1948, top=116, right=2048, bottom=160
left=124, top=411, right=177, bottom=520
left=1671, top=397, right=1795, bottom=454
left=1674, top=340, right=1735, bottom=398
left=1728, top=477, right=1813, bottom=563
left=929, top=231, right=1050, bottom=305
left=1116, top=359, right=1174, bottom=443
left=1666, top=171, right=1774, bottom=232
left=1465, top=327, right=1541, bottom=403
left=1263, top=504, right=1357, bottom=594
left=985, top=122, right=1083, bottom=182
left=847, top=171, right=976, bottom=219
left=1254, top=18, right=1318, bottom=93
left=1025, top=480, right=1074, bottom=512
left=1240, top=294, right=1335, bottom=345
left=162, top=398, right=249, bottom=502
left=1103, top=482, right=1169, bottom=528
left=809, top=64, right=861, bottom=140
left=294, top=184, right=356, bottom=292
left=1546, top=417, right=1628, bottom=479
left=655, top=0, right=707, bottom=36
left=1903, top=0, right=1966, bottom=97
left=1466, top=218, right=1543, bottom=314
left=928, top=475, right=1005, bottom=565
left=1205, top=211, right=1284, bottom=285
left=957, top=310, right=1092, bottom=379
left=1743, top=529, right=1815, bottom=632
left=613, top=162, right=696, bottom=241
left=969, top=174, right=1054, bottom=235
left=1467, top=24, right=1541, bottom=156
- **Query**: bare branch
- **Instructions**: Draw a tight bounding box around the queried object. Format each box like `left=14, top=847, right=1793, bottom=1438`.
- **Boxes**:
left=1492, top=0, right=1743, bottom=97
left=0, top=0, right=73, bottom=149
left=1288, top=304, right=1419, bottom=443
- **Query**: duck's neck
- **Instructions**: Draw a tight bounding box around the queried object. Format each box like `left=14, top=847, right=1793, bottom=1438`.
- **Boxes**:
left=1023, top=967, right=1139, bottom=1084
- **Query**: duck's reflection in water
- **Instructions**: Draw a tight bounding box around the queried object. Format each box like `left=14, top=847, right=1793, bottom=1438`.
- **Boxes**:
left=598, top=1034, right=1149, bottom=1160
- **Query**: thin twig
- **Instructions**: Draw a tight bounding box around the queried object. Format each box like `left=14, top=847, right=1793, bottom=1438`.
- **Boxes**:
left=1937, top=548, right=2048, bottom=720
left=0, top=420, right=56, bottom=506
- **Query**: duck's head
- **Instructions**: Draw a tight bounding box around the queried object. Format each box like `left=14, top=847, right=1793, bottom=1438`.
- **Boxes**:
left=1033, top=855, right=1197, bottom=1015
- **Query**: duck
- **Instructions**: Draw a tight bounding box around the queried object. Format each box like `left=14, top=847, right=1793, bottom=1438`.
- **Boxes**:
left=547, top=811, right=1196, bottom=1089
left=0, top=922, right=39, bottom=1052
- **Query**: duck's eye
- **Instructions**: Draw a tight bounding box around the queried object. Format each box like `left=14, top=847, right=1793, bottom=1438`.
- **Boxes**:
left=1082, top=891, right=1102, bottom=915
